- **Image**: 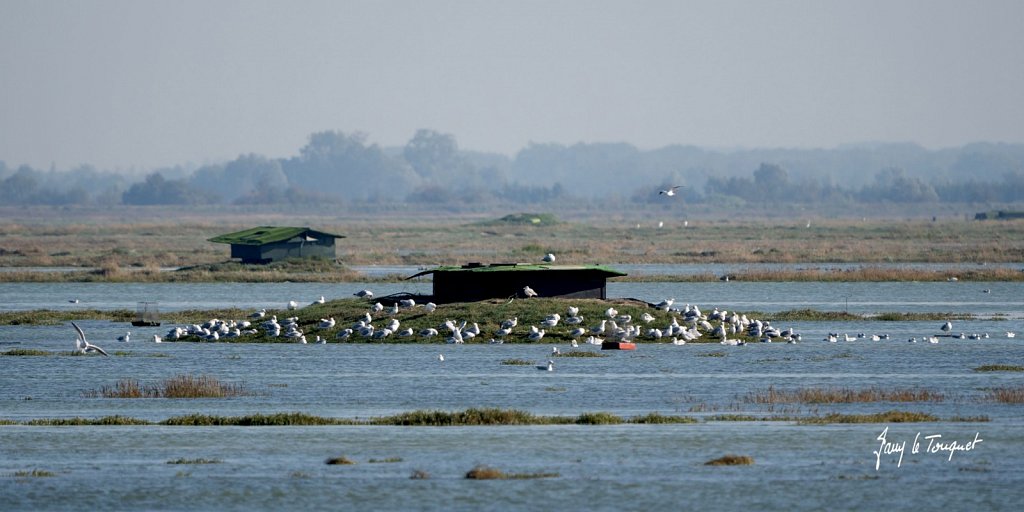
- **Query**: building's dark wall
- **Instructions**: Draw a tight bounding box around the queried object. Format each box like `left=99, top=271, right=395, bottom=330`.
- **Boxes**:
left=230, top=237, right=336, bottom=264
left=433, top=270, right=608, bottom=303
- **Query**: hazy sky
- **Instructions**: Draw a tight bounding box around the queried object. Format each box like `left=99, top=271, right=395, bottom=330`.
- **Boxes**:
left=2, top=0, right=1023, bottom=170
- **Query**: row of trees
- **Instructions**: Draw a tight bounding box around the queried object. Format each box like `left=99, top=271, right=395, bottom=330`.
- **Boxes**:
left=3, top=131, right=1024, bottom=207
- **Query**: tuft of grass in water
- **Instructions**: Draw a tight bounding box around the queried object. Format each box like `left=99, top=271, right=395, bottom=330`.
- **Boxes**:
left=12, top=469, right=56, bottom=477
left=799, top=410, right=940, bottom=424
left=975, top=365, right=1024, bottom=372
left=163, top=412, right=346, bottom=426
left=631, top=413, right=699, bottom=424
left=464, top=465, right=559, bottom=480
left=368, top=457, right=403, bottom=463
left=376, top=408, right=544, bottom=426
left=25, top=415, right=153, bottom=426
left=88, top=374, right=247, bottom=399
left=698, top=351, right=727, bottom=358
left=410, top=469, right=430, bottom=479
left=1, top=348, right=52, bottom=356
left=501, top=358, right=534, bottom=366
left=575, top=412, right=622, bottom=425
left=705, top=455, right=755, bottom=466
left=325, top=456, right=357, bottom=465
left=986, top=386, right=1024, bottom=403
left=167, top=458, right=221, bottom=465
left=746, top=385, right=943, bottom=404
left=554, top=350, right=608, bottom=358
left=948, top=415, right=990, bottom=422
left=705, top=414, right=762, bottom=422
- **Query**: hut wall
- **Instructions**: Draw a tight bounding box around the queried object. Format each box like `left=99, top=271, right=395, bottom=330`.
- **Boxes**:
left=433, top=270, right=607, bottom=303
left=232, top=238, right=336, bottom=264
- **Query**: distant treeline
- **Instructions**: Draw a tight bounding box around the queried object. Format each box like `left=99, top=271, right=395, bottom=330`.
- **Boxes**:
left=2, top=130, right=1023, bottom=208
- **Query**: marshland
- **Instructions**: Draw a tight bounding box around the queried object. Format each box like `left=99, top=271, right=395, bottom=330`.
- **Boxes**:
left=2, top=209, right=1024, bottom=510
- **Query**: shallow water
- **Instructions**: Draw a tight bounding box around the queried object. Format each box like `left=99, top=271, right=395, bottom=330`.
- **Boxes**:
left=2, top=281, right=1024, bottom=510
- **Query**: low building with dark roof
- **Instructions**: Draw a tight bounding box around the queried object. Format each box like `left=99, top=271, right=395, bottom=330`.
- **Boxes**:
left=208, top=226, right=344, bottom=264
left=407, top=263, right=627, bottom=303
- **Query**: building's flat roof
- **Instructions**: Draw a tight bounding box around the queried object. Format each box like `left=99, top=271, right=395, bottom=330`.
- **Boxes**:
left=407, top=263, right=626, bottom=279
left=208, top=226, right=345, bottom=246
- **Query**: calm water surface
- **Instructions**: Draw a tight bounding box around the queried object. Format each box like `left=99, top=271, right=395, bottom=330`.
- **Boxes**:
left=2, top=279, right=1024, bottom=510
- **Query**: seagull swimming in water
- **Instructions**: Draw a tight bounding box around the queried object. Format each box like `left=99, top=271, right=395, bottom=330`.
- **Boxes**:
left=117, top=331, right=131, bottom=343
left=537, top=360, right=554, bottom=371
left=658, top=185, right=683, bottom=196
left=71, top=322, right=109, bottom=356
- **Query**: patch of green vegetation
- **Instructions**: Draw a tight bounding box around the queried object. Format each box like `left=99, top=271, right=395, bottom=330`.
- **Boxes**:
left=705, top=455, right=754, bottom=466
left=631, top=413, right=699, bottom=424
left=799, top=410, right=940, bottom=424
left=162, top=412, right=345, bottom=426
left=12, top=469, right=56, bottom=477
left=554, top=350, right=608, bottom=358
left=88, top=374, right=247, bottom=399
left=25, top=415, right=153, bottom=426
left=465, top=465, right=559, bottom=480
left=974, top=364, right=1024, bottom=372
left=368, top=457, right=403, bottom=463
left=0, top=348, right=51, bottom=356
left=377, top=408, right=543, bottom=426
left=167, top=458, right=222, bottom=465
left=325, top=456, right=356, bottom=465
left=501, top=358, right=534, bottom=366
left=698, top=351, right=727, bottom=358
left=575, top=412, right=622, bottom=425
left=481, top=213, right=559, bottom=226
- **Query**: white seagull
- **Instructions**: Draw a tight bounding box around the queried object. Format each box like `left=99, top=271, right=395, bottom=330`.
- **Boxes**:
left=117, top=331, right=131, bottom=343
left=354, top=289, right=373, bottom=299
left=523, top=286, right=538, bottom=298
left=542, top=253, right=556, bottom=263
left=71, top=322, right=109, bottom=356
left=658, top=185, right=683, bottom=196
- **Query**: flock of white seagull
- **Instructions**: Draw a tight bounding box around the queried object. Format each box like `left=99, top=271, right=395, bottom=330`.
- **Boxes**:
left=70, top=282, right=1017, bottom=358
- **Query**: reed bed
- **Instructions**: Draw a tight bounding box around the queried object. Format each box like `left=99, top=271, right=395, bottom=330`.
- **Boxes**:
left=500, top=359, right=534, bottom=366
left=553, top=350, right=608, bottom=358
left=798, top=411, right=940, bottom=424
left=166, top=458, right=222, bottom=465
left=325, top=456, right=357, bottom=465
left=1, top=349, right=52, bottom=356
left=11, top=469, right=57, bottom=477
left=986, top=386, right=1024, bottom=403
left=705, top=455, right=755, bottom=466
left=745, top=385, right=944, bottom=404
left=974, top=365, right=1024, bottom=372
left=87, top=374, right=247, bottom=399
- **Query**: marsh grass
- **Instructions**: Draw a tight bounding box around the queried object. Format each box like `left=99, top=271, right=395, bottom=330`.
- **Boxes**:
left=698, top=351, right=727, bottom=358
left=167, top=458, right=222, bottom=465
left=368, top=457, right=403, bottom=463
left=631, top=413, right=699, bottom=424
left=465, top=465, right=559, bottom=480
left=986, top=386, right=1024, bottom=403
left=501, top=359, right=534, bottom=366
left=746, top=385, right=944, bottom=404
left=553, top=350, right=608, bottom=358
left=975, top=365, right=1024, bottom=372
left=1, top=348, right=51, bottom=356
left=705, top=455, right=754, bottom=466
left=325, top=456, right=357, bottom=465
left=163, top=412, right=345, bottom=426
left=25, top=415, right=152, bottom=426
left=12, top=469, right=56, bottom=477
left=575, top=412, right=622, bottom=425
left=799, top=411, right=940, bottom=424
left=89, top=374, right=247, bottom=399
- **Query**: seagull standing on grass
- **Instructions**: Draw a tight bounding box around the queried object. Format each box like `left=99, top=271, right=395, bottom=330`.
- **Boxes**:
left=71, top=322, right=109, bottom=356
left=523, top=286, right=538, bottom=298
left=542, top=253, right=556, bottom=263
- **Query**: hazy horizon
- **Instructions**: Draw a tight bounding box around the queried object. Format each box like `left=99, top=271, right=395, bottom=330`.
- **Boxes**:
left=2, top=0, right=1023, bottom=171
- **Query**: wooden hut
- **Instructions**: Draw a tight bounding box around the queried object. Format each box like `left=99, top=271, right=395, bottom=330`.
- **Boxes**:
left=208, top=226, right=344, bottom=264
left=407, top=263, right=627, bottom=303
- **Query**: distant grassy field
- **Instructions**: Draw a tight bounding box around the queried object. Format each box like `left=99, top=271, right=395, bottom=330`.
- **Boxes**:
left=1, top=206, right=1022, bottom=282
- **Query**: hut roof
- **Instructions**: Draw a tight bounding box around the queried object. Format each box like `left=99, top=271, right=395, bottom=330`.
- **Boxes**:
left=407, top=263, right=627, bottom=280
left=208, top=226, right=345, bottom=246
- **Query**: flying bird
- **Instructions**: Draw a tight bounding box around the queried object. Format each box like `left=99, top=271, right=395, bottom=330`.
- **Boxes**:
left=71, top=322, right=109, bottom=356
left=658, top=185, right=683, bottom=196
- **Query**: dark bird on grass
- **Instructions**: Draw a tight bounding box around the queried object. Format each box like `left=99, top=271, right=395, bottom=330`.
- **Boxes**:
left=71, top=322, right=109, bottom=356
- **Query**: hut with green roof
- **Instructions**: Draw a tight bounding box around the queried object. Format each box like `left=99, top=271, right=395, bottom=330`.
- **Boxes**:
left=407, top=263, right=627, bottom=303
left=208, top=226, right=344, bottom=264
